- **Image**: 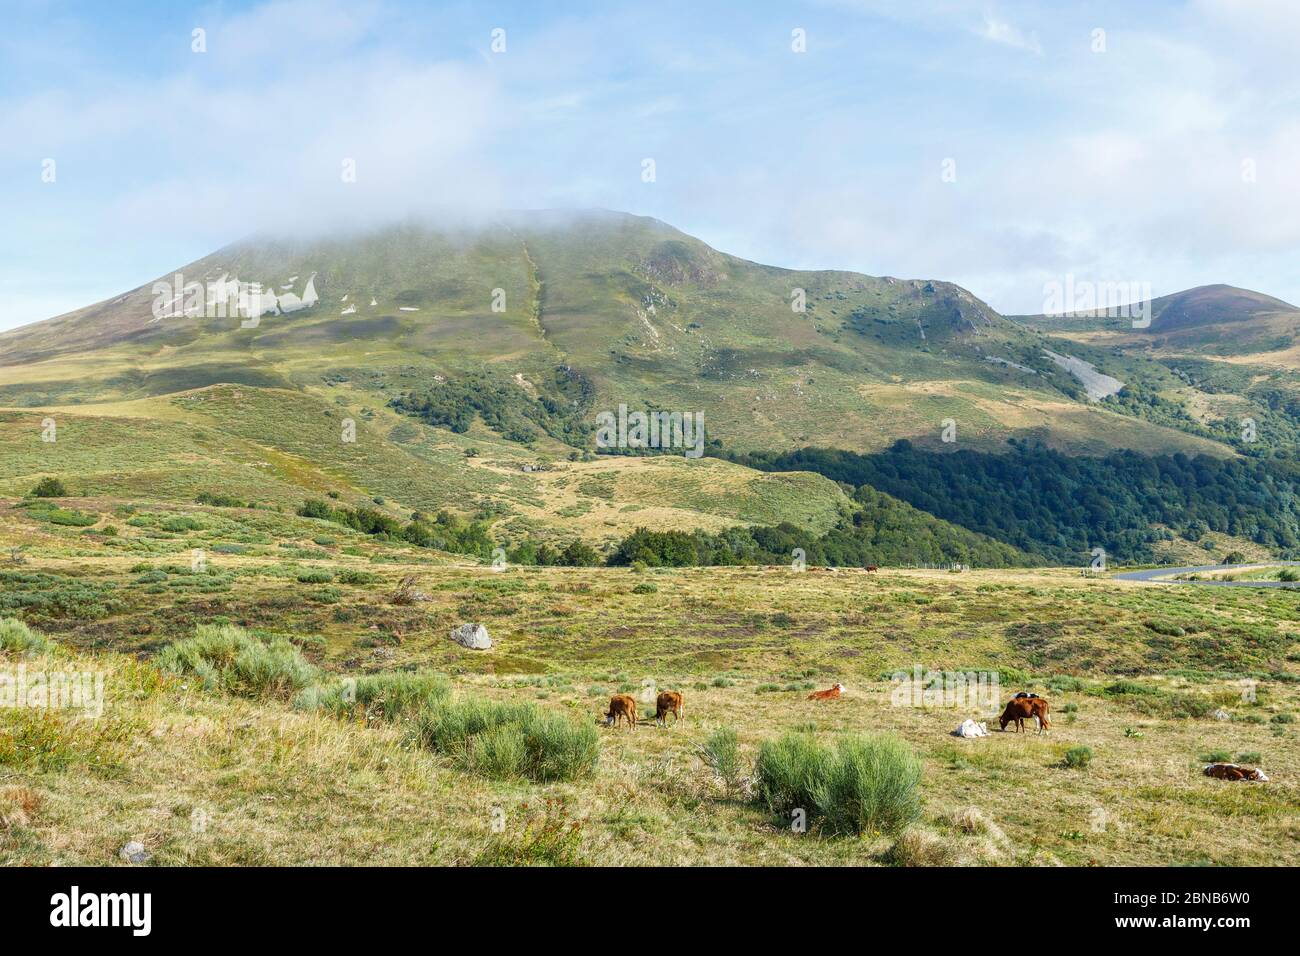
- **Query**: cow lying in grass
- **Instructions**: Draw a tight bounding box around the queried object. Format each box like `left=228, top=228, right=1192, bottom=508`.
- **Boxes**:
left=807, top=683, right=845, bottom=701
left=999, top=695, right=1050, bottom=734
left=1204, top=763, right=1268, bottom=781
left=653, top=690, right=684, bottom=726
left=600, top=694, right=637, bottom=728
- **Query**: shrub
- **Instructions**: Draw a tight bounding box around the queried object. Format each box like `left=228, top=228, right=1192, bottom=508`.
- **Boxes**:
left=160, top=516, right=204, bottom=532
left=415, top=696, right=599, bottom=782
left=814, top=735, right=924, bottom=837
left=469, top=723, right=528, bottom=778
left=158, top=624, right=318, bottom=699
left=754, top=731, right=921, bottom=836
left=701, top=727, right=741, bottom=794
left=295, top=671, right=450, bottom=723
left=521, top=708, right=601, bottom=782
left=1063, top=746, right=1093, bottom=769
left=30, top=477, right=66, bottom=498
left=1047, top=675, right=1085, bottom=693
left=1272, top=713, right=1295, bottom=724
left=336, top=569, right=380, bottom=585
left=0, top=617, right=55, bottom=655
left=41, top=507, right=98, bottom=527
left=754, top=731, right=829, bottom=819
left=1199, top=749, right=1232, bottom=763
left=296, top=569, right=334, bottom=584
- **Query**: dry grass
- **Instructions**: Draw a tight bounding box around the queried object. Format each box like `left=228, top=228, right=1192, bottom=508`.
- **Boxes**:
left=2, top=602, right=1296, bottom=866
left=2, top=503, right=1297, bottom=867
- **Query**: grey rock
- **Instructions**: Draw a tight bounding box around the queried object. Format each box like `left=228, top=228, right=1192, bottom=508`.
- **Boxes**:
left=450, top=623, right=492, bottom=650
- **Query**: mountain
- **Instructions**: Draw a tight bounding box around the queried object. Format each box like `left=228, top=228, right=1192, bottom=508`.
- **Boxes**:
left=1014, top=283, right=1300, bottom=351
left=5, top=211, right=1300, bottom=563
left=0, top=210, right=1226, bottom=458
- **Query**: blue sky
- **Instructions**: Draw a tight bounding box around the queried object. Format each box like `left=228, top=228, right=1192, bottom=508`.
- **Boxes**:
left=2, top=0, right=1298, bottom=331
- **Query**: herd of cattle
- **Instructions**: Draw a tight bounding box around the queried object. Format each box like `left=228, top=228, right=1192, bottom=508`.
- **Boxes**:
left=598, top=684, right=1270, bottom=783
left=600, top=690, right=681, bottom=728
left=599, top=685, right=1051, bottom=734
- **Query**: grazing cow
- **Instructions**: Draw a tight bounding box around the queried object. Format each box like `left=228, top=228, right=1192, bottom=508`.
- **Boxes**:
left=807, top=683, right=846, bottom=701
left=1204, top=763, right=1268, bottom=782
left=999, top=696, right=1050, bottom=734
left=600, top=694, right=637, bottom=728
left=653, top=690, right=684, bottom=726
left=865, top=565, right=879, bottom=573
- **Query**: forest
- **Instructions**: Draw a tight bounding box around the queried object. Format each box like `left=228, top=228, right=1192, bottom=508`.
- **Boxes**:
left=722, top=440, right=1300, bottom=564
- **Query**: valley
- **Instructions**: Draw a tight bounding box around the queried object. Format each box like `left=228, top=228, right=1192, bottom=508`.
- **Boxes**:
left=3, top=212, right=1299, bottom=869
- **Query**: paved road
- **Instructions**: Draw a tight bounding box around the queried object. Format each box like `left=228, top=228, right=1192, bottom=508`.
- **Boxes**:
left=1115, top=562, right=1300, bottom=589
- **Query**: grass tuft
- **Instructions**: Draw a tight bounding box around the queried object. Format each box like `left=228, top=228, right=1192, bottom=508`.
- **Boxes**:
left=158, top=624, right=318, bottom=699
left=754, top=731, right=922, bottom=836
left=415, top=695, right=599, bottom=782
left=295, top=671, right=450, bottom=723
left=0, top=617, right=56, bottom=655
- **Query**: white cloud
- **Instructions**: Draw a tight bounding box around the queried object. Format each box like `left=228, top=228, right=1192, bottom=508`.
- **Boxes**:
left=2, top=0, right=1300, bottom=329
left=978, top=14, right=1042, bottom=54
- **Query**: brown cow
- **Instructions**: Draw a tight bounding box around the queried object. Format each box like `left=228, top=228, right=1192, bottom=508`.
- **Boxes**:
left=600, top=694, right=637, bottom=728
left=865, top=565, right=879, bottom=573
left=1204, top=763, right=1268, bottom=781
left=653, top=690, right=684, bottom=726
left=999, top=696, right=1050, bottom=734
left=807, top=683, right=846, bottom=701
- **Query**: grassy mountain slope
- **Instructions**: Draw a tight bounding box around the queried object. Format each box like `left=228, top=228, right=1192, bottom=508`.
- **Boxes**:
left=1012, top=284, right=1300, bottom=452
left=0, top=211, right=1231, bottom=457
left=0, top=384, right=859, bottom=548
left=1016, top=284, right=1300, bottom=350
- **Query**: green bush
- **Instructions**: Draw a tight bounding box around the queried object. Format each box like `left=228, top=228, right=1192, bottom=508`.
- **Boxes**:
left=336, top=569, right=380, bottom=585
left=160, top=516, right=205, bottom=532
left=158, top=624, right=318, bottom=699
left=814, top=736, right=924, bottom=836
left=0, top=617, right=55, bottom=655
left=469, top=723, right=528, bottom=778
left=30, top=477, right=67, bottom=498
left=1063, top=746, right=1093, bottom=769
left=295, top=671, right=450, bottom=722
left=296, top=569, right=334, bottom=584
left=701, top=727, right=741, bottom=793
left=38, top=507, right=98, bottom=527
left=754, top=731, right=921, bottom=836
left=415, top=696, right=599, bottom=782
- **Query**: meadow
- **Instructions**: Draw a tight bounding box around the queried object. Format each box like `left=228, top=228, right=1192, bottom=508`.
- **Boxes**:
left=2, top=495, right=1297, bottom=867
